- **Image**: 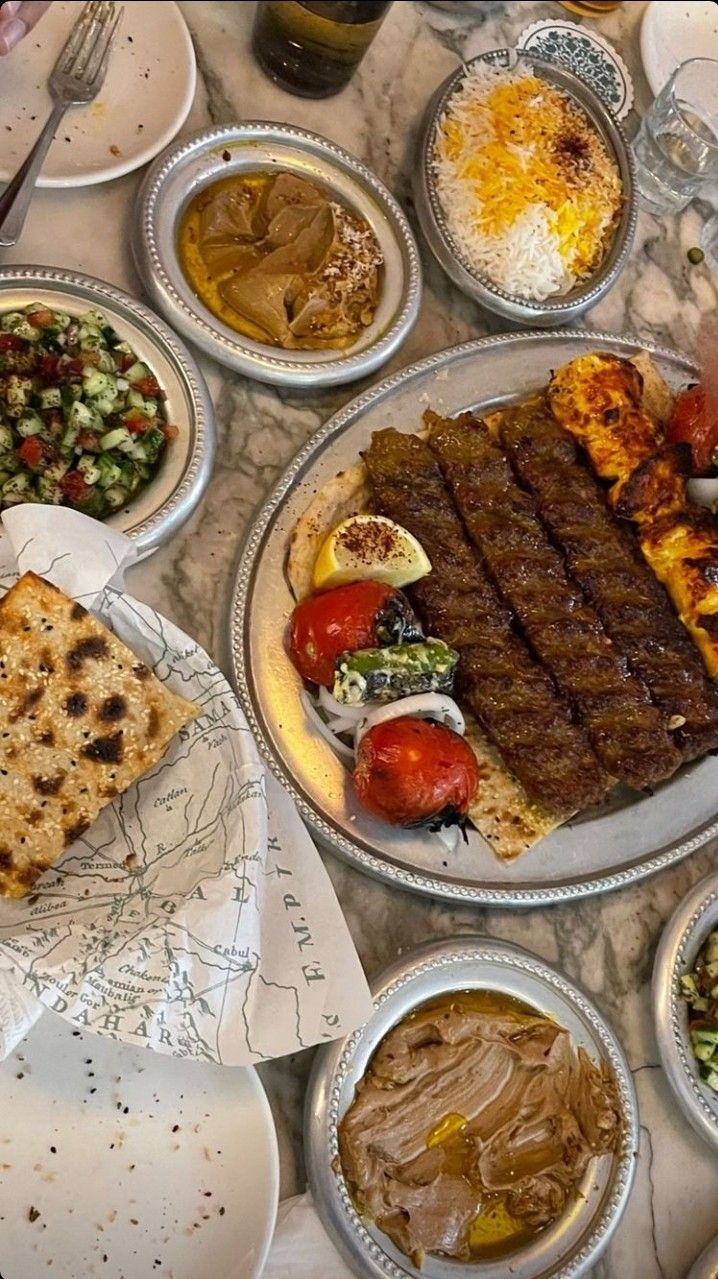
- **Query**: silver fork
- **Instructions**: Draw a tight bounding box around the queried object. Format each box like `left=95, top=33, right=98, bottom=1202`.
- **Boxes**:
left=0, top=0, right=123, bottom=247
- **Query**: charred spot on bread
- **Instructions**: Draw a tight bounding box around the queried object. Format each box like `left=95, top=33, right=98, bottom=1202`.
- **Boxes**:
left=32, top=774, right=66, bottom=797
left=71, top=602, right=89, bottom=621
left=38, top=730, right=55, bottom=746
left=81, top=732, right=124, bottom=764
left=98, top=695, right=127, bottom=722
left=9, top=686, right=45, bottom=721
left=66, top=636, right=108, bottom=671
left=148, top=707, right=160, bottom=738
left=64, top=692, right=88, bottom=717
left=133, top=663, right=151, bottom=681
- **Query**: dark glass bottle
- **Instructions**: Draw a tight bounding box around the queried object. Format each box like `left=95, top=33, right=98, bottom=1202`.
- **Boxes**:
left=252, top=1, right=394, bottom=99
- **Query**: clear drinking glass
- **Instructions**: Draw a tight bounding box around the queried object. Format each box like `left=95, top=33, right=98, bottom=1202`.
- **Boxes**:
left=632, top=59, right=718, bottom=215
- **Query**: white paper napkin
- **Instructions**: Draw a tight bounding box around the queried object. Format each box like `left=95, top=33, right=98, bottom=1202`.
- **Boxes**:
left=263, top=1192, right=355, bottom=1279
left=0, top=507, right=373, bottom=1066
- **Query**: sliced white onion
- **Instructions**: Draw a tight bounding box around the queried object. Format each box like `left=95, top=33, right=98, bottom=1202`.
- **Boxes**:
left=355, top=693, right=466, bottom=749
left=317, top=684, right=365, bottom=724
left=299, top=690, right=355, bottom=763
left=436, top=824, right=461, bottom=854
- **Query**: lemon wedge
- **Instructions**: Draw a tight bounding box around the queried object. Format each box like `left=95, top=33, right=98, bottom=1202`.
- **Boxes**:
left=312, top=515, right=432, bottom=590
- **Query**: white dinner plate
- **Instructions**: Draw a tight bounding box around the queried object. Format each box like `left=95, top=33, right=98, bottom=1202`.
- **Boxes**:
left=0, top=1012, right=279, bottom=1279
left=640, top=1, right=718, bottom=99
left=0, top=0, right=196, bottom=188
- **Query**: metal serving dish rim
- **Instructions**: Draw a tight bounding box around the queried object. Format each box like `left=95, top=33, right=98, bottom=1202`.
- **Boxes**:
left=414, top=49, right=637, bottom=321
left=305, top=935, right=638, bottom=1279
left=0, top=265, right=215, bottom=558
left=653, top=869, right=718, bottom=1151
left=135, top=122, right=422, bottom=388
left=229, top=329, right=708, bottom=909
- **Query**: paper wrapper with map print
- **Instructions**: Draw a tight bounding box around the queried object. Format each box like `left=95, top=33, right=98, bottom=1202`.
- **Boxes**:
left=0, top=507, right=372, bottom=1065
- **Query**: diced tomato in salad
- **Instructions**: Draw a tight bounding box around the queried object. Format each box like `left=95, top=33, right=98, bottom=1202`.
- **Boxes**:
left=28, top=309, right=55, bottom=329
left=0, top=334, right=28, bottom=352
left=17, top=437, right=45, bottom=467
left=60, top=471, right=90, bottom=503
left=132, top=376, right=163, bottom=398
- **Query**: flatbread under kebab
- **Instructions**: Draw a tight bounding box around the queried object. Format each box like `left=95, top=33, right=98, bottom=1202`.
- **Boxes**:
left=0, top=572, right=198, bottom=899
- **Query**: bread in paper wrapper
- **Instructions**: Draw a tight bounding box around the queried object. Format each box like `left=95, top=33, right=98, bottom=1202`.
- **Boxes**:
left=0, top=572, right=197, bottom=898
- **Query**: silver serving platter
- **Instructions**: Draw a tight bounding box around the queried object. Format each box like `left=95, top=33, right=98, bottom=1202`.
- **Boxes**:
left=413, top=50, right=636, bottom=326
left=686, top=1234, right=718, bottom=1279
left=135, top=123, right=422, bottom=389
left=230, top=329, right=710, bottom=908
left=653, top=869, right=718, bottom=1152
left=305, top=936, right=638, bottom=1279
left=0, top=266, right=215, bottom=559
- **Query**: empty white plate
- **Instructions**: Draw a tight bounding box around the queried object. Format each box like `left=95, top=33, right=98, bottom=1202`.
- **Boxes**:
left=641, top=0, right=718, bottom=98
left=0, top=1013, right=279, bottom=1279
left=0, top=0, right=196, bottom=187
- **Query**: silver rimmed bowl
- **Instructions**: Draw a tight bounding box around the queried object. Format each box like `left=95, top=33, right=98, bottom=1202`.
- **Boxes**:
left=135, top=123, right=422, bottom=390
left=653, top=869, right=718, bottom=1151
left=0, top=266, right=215, bottom=559
left=414, top=50, right=637, bottom=326
left=306, top=936, right=638, bottom=1279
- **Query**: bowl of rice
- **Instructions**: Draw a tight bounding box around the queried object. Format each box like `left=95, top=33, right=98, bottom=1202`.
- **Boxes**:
left=414, top=50, right=636, bottom=325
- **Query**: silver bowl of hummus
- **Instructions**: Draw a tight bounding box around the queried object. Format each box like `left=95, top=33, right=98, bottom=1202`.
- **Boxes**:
left=135, top=123, right=421, bottom=389
left=305, top=936, right=637, bottom=1279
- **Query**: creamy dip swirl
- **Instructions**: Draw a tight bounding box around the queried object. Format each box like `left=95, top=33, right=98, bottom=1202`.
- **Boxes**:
left=339, top=992, right=622, bottom=1266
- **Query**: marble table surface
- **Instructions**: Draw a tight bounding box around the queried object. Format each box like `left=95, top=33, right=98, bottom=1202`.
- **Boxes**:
left=3, top=1, right=718, bottom=1275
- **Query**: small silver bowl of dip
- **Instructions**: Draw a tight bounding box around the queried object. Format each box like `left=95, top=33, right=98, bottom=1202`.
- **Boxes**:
left=135, top=123, right=422, bottom=390
left=414, top=50, right=636, bottom=327
left=306, top=935, right=638, bottom=1279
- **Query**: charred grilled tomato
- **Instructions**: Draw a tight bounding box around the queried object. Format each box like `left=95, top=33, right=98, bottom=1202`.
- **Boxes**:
left=288, top=581, right=422, bottom=687
left=667, top=384, right=718, bottom=475
left=352, top=716, right=479, bottom=828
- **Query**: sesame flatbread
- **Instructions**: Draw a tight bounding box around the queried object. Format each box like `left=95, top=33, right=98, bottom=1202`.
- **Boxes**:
left=0, top=572, right=197, bottom=898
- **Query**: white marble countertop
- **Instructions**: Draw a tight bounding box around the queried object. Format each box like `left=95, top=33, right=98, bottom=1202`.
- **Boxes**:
left=3, top=1, right=718, bottom=1275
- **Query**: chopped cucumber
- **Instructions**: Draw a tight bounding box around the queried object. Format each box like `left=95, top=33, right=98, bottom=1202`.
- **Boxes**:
left=124, top=360, right=151, bottom=384
left=83, top=369, right=116, bottom=399
left=67, top=398, right=102, bottom=432
left=5, top=375, right=32, bottom=416
left=38, top=386, right=62, bottom=410
left=2, top=473, right=33, bottom=503
left=100, top=426, right=132, bottom=452
left=1, top=312, right=38, bottom=341
left=102, top=485, right=129, bottom=510
left=16, top=412, right=44, bottom=438
left=77, top=456, right=101, bottom=484
left=0, top=424, right=14, bottom=452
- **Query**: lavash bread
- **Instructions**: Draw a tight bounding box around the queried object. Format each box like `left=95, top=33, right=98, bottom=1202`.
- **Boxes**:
left=0, top=573, right=197, bottom=899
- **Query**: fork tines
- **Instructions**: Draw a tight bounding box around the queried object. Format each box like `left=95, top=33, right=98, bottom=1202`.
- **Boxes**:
left=58, top=0, right=124, bottom=87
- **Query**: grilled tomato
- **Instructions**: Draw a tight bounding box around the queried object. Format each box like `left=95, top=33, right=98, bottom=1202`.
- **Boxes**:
left=288, top=581, right=422, bottom=687
left=667, top=384, right=718, bottom=475
left=352, top=716, right=479, bottom=828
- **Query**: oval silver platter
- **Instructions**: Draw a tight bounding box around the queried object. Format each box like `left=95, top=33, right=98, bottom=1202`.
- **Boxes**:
left=305, top=935, right=638, bottom=1279
left=0, top=265, right=215, bottom=559
left=230, top=330, right=706, bottom=907
left=653, top=869, right=718, bottom=1152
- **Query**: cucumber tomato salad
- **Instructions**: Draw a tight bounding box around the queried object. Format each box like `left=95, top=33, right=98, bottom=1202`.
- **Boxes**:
left=0, top=302, right=177, bottom=518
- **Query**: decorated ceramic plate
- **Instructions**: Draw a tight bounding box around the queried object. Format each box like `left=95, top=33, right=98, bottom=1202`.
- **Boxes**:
left=0, top=0, right=196, bottom=188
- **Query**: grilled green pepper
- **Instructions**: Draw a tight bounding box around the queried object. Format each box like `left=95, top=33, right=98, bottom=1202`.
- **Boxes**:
left=333, top=639, right=459, bottom=706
